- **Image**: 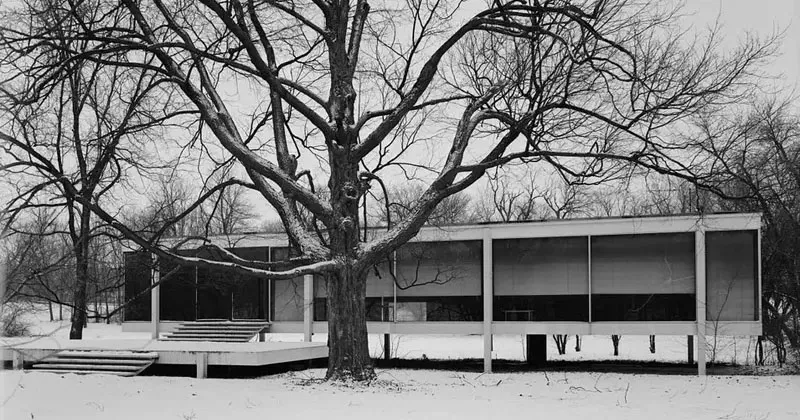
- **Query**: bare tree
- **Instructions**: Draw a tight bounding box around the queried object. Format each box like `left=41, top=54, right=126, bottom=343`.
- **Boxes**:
left=611, top=334, right=622, bottom=356
left=375, top=184, right=474, bottom=227
left=0, top=0, right=777, bottom=379
left=0, top=0, right=181, bottom=338
left=477, top=168, right=591, bottom=222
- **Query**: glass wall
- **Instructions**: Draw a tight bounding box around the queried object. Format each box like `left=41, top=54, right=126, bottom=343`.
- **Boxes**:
left=494, top=237, right=589, bottom=321
left=591, top=233, right=695, bottom=321
left=394, top=240, right=483, bottom=321
left=706, top=230, right=758, bottom=321
left=158, top=246, right=270, bottom=321
left=123, top=251, right=151, bottom=321
left=123, top=228, right=759, bottom=326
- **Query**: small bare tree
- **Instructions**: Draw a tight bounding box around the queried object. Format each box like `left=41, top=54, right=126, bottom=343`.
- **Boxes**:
left=611, top=334, right=622, bottom=356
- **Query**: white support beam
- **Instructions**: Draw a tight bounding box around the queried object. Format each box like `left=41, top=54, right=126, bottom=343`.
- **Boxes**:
left=695, top=229, right=707, bottom=376
left=150, top=254, right=160, bottom=340
left=12, top=350, right=24, bottom=370
left=303, top=274, right=314, bottom=342
left=587, top=235, right=592, bottom=325
left=757, top=228, right=762, bottom=322
left=482, top=228, right=493, bottom=373
left=195, top=352, right=208, bottom=379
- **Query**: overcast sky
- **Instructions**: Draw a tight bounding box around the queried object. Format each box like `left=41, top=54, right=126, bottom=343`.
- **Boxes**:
left=688, top=0, right=799, bottom=90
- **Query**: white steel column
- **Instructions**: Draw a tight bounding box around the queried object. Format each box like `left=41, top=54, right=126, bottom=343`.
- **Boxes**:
left=303, top=274, right=314, bottom=342
left=587, top=235, right=592, bottom=325
left=757, top=228, right=762, bottom=322
left=392, top=250, right=397, bottom=322
left=695, top=229, right=707, bottom=376
left=482, top=228, right=493, bottom=373
left=150, top=253, right=160, bottom=340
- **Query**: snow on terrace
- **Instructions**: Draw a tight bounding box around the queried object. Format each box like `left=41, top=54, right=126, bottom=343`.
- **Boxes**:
left=2, top=368, right=799, bottom=420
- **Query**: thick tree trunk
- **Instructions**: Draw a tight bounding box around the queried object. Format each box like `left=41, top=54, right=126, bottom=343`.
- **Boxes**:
left=69, top=209, right=90, bottom=339
left=69, top=247, right=88, bottom=339
left=325, top=268, right=374, bottom=380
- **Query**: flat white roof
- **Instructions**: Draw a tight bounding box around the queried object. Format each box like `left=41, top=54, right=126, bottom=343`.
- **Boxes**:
left=149, top=212, right=761, bottom=250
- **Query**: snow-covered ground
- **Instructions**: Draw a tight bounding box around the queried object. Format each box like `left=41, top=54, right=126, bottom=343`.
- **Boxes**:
left=3, top=368, right=799, bottom=420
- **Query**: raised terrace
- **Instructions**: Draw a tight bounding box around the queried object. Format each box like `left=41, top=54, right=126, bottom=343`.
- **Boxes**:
left=1, top=336, right=328, bottom=378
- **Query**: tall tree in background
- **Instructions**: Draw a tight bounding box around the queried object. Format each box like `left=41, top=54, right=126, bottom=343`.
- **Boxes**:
left=1, top=0, right=777, bottom=378
left=694, top=98, right=800, bottom=361
left=0, top=1, right=179, bottom=338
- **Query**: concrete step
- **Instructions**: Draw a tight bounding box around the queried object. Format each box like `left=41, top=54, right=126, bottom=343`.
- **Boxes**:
left=56, top=351, right=158, bottom=360
left=184, top=323, right=269, bottom=329
left=161, top=320, right=269, bottom=343
left=163, top=331, right=254, bottom=336
left=31, top=369, right=138, bottom=377
left=161, top=337, right=250, bottom=342
left=178, top=326, right=267, bottom=331
left=26, top=349, right=158, bottom=377
left=31, top=363, right=141, bottom=371
left=38, top=358, right=153, bottom=365
left=172, top=327, right=259, bottom=332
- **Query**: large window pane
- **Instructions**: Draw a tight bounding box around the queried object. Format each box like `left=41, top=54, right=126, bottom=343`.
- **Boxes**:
left=706, top=230, right=758, bottom=321
left=123, top=251, right=151, bottom=321
left=591, top=233, right=695, bottom=321
left=394, top=240, right=483, bottom=321
left=493, top=237, right=589, bottom=321
left=159, top=250, right=197, bottom=321
left=271, top=277, right=304, bottom=321
left=229, top=247, right=268, bottom=319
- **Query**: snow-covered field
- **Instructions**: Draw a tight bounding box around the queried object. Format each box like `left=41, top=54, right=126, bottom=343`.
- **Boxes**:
left=3, top=368, right=799, bottom=419
left=3, top=309, right=798, bottom=419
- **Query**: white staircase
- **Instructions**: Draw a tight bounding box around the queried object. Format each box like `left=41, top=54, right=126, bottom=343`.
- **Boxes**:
left=29, top=350, right=158, bottom=377
left=161, top=320, right=270, bottom=342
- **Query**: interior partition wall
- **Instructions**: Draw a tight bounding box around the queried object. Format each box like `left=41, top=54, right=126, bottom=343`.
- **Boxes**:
left=493, top=236, right=589, bottom=321
left=590, top=233, right=696, bottom=321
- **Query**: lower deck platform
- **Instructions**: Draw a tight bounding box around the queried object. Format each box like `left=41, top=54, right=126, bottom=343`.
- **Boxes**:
left=1, top=337, right=328, bottom=378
